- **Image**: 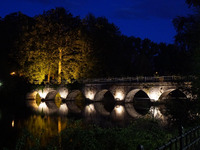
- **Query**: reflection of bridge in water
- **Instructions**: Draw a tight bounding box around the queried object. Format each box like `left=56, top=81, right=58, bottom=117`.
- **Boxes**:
left=26, top=76, right=194, bottom=123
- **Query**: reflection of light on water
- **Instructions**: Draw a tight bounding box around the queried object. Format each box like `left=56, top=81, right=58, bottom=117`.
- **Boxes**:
left=85, top=104, right=95, bottom=113
left=111, top=105, right=125, bottom=120
left=85, top=91, right=95, bottom=100
left=149, top=106, right=167, bottom=125
left=115, top=91, right=124, bottom=101
left=58, top=117, right=61, bottom=133
left=12, top=120, right=14, bottom=127
left=58, top=103, right=68, bottom=115
left=149, top=106, right=163, bottom=119
left=38, top=102, right=49, bottom=114
left=114, top=105, right=124, bottom=114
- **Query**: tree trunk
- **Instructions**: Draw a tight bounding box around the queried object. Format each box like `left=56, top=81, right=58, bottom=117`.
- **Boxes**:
left=47, top=65, right=51, bottom=83
left=58, top=48, right=62, bottom=84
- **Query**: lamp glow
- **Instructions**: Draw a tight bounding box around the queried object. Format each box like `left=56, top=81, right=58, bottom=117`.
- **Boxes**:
left=37, top=89, right=48, bottom=99
left=12, top=120, right=14, bottom=127
left=86, top=91, right=95, bottom=100
left=58, top=88, right=68, bottom=99
left=10, top=72, right=16, bottom=76
left=115, top=91, right=124, bottom=101
left=149, top=91, right=160, bottom=101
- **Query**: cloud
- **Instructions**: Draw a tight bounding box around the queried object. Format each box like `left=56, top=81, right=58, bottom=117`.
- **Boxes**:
left=113, top=0, right=191, bottom=20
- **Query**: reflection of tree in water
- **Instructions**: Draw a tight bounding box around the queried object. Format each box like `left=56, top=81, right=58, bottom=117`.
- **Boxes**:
left=102, top=91, right=115, bottom=112
left=164, top=90, right=190, bottom=126
left=74, top=92, right=85, bottom=111
left=18, top=115, right=67, bottom=148
left=133, top=91, right=151, bottom=115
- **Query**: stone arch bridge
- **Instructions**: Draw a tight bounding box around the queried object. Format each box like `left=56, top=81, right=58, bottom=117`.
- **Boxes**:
left=27, top=76, right=193, bottom=103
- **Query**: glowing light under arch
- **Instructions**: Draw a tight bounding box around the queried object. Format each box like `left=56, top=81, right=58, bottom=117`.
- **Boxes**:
left=85, top=91, right=95, bottom=100
left=114, top=90, right=125, bottom=101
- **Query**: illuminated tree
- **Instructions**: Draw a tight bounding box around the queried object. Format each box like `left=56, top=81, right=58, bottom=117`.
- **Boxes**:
left=18, top=8, right=83, bottom=84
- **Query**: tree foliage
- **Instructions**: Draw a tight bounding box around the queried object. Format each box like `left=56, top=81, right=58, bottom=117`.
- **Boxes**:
left=172, top=1, right=200, bottom=94
left=0, top=7, right=194, bottom=84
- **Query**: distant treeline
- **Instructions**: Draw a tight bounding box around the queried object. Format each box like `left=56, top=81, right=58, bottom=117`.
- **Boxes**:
left=0, top=4, right=199, bottom=84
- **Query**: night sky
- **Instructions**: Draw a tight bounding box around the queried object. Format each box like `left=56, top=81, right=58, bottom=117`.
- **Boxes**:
left=0, top=0, right=193, bottom=44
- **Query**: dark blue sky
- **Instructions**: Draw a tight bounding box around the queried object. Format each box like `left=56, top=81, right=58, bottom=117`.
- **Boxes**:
left=0, top=0, right=192, bottom=43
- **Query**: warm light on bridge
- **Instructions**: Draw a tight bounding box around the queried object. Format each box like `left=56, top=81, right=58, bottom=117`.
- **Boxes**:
left=85, top=91, right=95, bottom=100
left=58, top=88, right=68, bottom=99
left=37, top=89, right=49, bottom=99
left=148, top=91, right=160, bottom=101
left=114, top=91, right=125, bottom=101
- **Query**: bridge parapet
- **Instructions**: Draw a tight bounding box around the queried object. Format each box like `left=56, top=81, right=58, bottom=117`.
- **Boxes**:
left=83, top=76, right=194, bottom=84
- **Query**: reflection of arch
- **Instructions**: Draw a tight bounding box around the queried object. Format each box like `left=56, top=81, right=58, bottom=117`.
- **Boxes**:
left=94, top=89, right=111, bottom=102
left=94, top=102, right=110, bottom=116
left=66, top=101, right=81, bottom=113
left=125, top=103, right=142, bottom=118
left=159, top=89, right=187, bottom=101
left=45, top=91, right=60, bottom=113
left=66, top=90, right=82, bottom=101
left=125, top=89, right=149, bottom=103
left=45, top=101, right=58, bottom=113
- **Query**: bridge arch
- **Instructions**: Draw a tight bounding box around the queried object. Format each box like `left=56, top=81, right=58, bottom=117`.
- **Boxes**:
left=66, top=90, right=83, bottom=101
left=125, top=89, right=150, bottom=103
left=94, top=102, right=110, bottom=116
left=94, top=89, right=114, bottom=102
left=45, top=90, right=58, bottom=100
left=125, top=103, right=142, bottom=118
left=159, top=89, right=187, bottom=101
left=66, top=101, right=81, bottom=113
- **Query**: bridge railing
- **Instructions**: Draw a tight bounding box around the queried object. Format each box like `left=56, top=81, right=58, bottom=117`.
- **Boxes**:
left=156, top=126, right=200, bottom=150
left=138, top=125, right=200, bottom=150
left=83, top=76, right=194, bottom=84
